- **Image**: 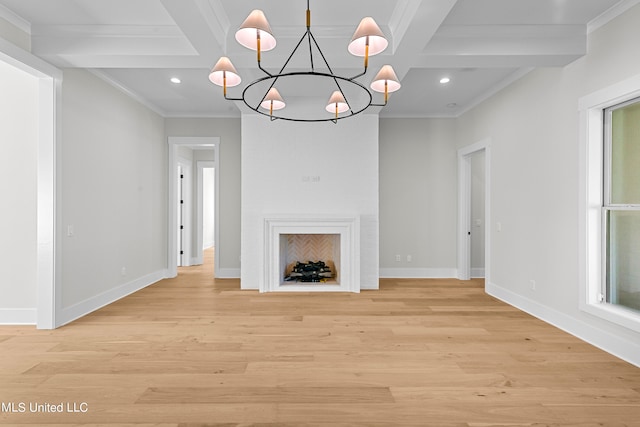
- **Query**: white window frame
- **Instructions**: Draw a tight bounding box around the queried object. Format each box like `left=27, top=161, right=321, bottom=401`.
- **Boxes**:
left=603, top=98, right=640, bottom=309
left=579, top=74, right=640, bottom=333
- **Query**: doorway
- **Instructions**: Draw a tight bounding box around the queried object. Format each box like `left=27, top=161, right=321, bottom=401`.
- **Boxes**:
left=167, top=137, right=220, bottom=278
left=470, top=151, right=486, bottom=278
left=196, top=161, right=215, bottom=265
left=457, top=139, right=491, bottom=283
left=0, top=46, right=61, bottom=329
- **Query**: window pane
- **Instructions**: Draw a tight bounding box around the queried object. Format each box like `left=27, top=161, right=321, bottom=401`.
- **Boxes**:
left=610, top=100, right=640, bottom=204
left=607, top=210, right=640, bottom=311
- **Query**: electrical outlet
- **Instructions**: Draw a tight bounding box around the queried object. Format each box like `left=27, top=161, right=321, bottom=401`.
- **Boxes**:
left=407, top=255, right=412, bottom=262
left=530, top=279, right=536, bottom=290
left=121, top=267, right=127, bottom=276
left=395, top=255, right=401, bottom=262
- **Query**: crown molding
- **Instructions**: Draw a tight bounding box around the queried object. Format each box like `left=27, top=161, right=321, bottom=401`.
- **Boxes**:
left=456, top=67, right=533, bottom=118
left=0, top=4, right=31, bottom=35
left=588, top=0, right=640, bottom=34
left=88, top=69, right=167, bottom=117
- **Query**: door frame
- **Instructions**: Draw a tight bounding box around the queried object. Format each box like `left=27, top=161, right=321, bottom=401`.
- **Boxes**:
left=176, top=159, right=192, bottom=266
left=1, top=39, right=62, bottom=329
left=167, top=137, right=220, bottom=277
left=457, top=139, right=491, bottom=283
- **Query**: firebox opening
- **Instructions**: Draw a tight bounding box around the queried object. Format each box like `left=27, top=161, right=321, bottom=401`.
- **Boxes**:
left=279, top=234, right=341, bottom=285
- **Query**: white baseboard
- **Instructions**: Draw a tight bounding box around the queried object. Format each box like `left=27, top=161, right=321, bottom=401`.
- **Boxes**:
left=215, top=268, right=240, bottom=279
left=379, top=268, right=458, bottom=279
left=486, top=281, right=640, bottom=368
left=0, top=308, right=37, bottom=325
left=56, top=269, right=169, bottom=328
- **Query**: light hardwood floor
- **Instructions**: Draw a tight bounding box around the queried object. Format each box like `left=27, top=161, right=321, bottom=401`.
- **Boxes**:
left=1, top=249, right=639, bottom=426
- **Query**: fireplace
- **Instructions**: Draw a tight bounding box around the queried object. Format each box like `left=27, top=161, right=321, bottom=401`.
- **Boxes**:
left=262, top=216, right=360, bottom=292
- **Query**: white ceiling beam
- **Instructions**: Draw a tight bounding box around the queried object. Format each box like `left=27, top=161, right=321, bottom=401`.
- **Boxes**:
left=435, top=24, right=585, bottom=39
left=387, top=0, right=460, bottom=80
left=419, top=24, right=586, bottom=68
left=31, top=25, right=196, bottom=58
left=387, top=0, right=423, bottom=52
left=35, top=54, right=211, bottom=69
left=160, top=0, right=227, bottom=63
left=413, top=54, right=584, bottom=68
left=194, top=0, right=229, bottom=48
left=31, top=24, right=181, bottom=37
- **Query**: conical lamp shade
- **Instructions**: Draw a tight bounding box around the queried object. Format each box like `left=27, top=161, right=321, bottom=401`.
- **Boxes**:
left=348, top=17, right=388, bottom=57
left=370, top=65, right=401, bottom=93
left=325, top=91, right=350, bottom=114
left=260, top=88, right=286, bottom=111
left=208, top=57, right=241, bottom=87
left=235, top=10, right=277, bottom=51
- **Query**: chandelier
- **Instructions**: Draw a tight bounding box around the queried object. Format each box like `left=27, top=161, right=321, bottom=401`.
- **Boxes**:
left=208, top=0, right=401, bottom=123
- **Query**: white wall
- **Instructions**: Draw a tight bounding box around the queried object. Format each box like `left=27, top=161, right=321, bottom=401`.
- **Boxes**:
left=455, top=4, right=640, bottom=365
left=379, top=118, right=458, bottom=278
left=165, top=118, right=241, bottom=275
left=241, top=114, right=379, bottom=290
left=59, top=69, right=166, bottom=325
left=0, top=60, right=38, bottom=323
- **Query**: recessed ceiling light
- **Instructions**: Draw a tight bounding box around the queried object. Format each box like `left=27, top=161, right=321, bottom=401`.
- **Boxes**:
left=170, top=77, right=181, bottom=84
left=440, top=77, right=451, bottom=84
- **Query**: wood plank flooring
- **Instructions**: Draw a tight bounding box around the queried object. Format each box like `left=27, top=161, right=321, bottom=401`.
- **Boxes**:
left=1, top=249, right=639, bottom=426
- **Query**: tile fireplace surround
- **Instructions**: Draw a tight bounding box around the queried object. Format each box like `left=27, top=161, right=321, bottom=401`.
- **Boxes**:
left=262, top=216, right=360, bottom=292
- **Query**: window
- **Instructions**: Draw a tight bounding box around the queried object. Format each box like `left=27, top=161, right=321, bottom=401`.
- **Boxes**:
left=604, top=98, right=640, bottom=313
left=579, top=76, right=640, bottom=333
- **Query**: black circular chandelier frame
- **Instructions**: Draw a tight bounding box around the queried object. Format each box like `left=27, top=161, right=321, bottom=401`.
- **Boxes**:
left=242, top=72, right=374, bottom=123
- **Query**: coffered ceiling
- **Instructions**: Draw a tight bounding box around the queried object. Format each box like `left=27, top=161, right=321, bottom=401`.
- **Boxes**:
left=0, top=0, right=627, bottom=118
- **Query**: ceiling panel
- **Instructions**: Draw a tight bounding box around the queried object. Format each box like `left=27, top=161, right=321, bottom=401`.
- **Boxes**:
left=0, top=0, right=628, bottom=118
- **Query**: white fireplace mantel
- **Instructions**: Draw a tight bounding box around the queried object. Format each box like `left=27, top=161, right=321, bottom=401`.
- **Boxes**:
left=262, top=215, right=360, bottom=292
